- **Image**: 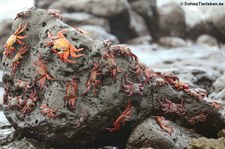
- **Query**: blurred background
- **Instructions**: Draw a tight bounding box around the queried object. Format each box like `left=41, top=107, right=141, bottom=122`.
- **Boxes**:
left=0, top=0, right=225, bottom=111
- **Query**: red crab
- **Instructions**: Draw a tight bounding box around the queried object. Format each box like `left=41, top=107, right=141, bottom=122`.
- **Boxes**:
left=83, top=62, right=101, bottom=96
left=122, top=74, right=144, bottom=96
left=172, top=80, right=189, bottom=91
left=161, top=72, right=179, bottom=83
left=34, top=54, right=54, bottom=89
left=103, top=39, right=112, bottom=47
left=155, top=116, right=174, bottom=135
left=4, top=22, right=29, bottom=58
left=14, top=11, right=30, bottom=20
left=131, top=62, right=146, bottom=75
left=46, top=29, right=85, bottom=63
left=11, top=45, right=30, bottom=72
left=40, top=103, right=58, bottom=118
left=7, top=95, right=24, bottom=109
left=102, top=52, right=122, bottom=77
left=106, top=101, right=132, bottom=131
left=193, top=88, right=208, bottom=98
left=110, top=44, right=138, bottom=61
left=47, top=9, right=62, bottom=20
left=21, top=90, right=38, bottom=113
left=188, top=112, right=208, bottom=125
left=185, top=88, right=206, bottom=102
left=210, top=101, right=222, bottom=110
left=14, top=79, right=32, bottom=90
left=158, top=98, right=185, bottom=115
left=74, top=28, right=88, bottom=35
left=154, top=77, right=166, bottom=87
left=73, top=110, right=89, bottom=128
left=64, top=77, right=79, bottom=109
left=131, top=62, right=153, bottom=84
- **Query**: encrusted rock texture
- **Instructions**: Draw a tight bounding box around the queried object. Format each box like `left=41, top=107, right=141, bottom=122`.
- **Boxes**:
left=1, top=8, right=225, bottom=148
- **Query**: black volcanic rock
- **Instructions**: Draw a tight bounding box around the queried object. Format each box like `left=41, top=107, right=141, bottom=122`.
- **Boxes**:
left=126, top=117, right=201, bottom=149
left=2, top=8, right=225, bottom=148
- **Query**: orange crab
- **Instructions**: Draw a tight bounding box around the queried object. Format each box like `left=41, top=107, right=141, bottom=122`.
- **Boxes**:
left=4, top=22, right=29, bottom=58
left=64, top=77, right=79, bottom=109
left=11, top=45, right=30, bottom=72
left=34, top=54, right=54, bottom=89
left=106, top=101, right=132, bottom=131
left=46, top=29, right=85, bottom=63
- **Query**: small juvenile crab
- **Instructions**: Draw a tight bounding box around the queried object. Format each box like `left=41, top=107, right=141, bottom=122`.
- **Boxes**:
left=110, top=44, right=138, bottom=61
left=73, top=110, right=89, bottom=128
left=158, top=98, right=185, bottom=115
left=40, top=103, right=58, bottom=119
left=64, top=77, right=79, bottom=109
left=193, top=88, right=208, bottom=98
left=154, top=77, right=166, bottom=87
left=172, top=80, right=189, bottom=91
left=74, top=28, right=88, bottom=35
left=102, top=52, right=122, bottom=77
left=11, top=45, right=30, bottom=72
left=210, top=101, right=222, bottom=110
left=83, top=62, right=101, bottom=96
left=47, top=9, right=62, bottom=20
left=161, top=72, right=179, bottom=84
left=131, top=62, right=154, bottom=84
left=7, top=95, right=24, bottom=109
left=34, top=54, right=54, bottom=89
left=106, top=101, right=132, bottom=131
left=154, top=116, right=174, bottom=135
left=131, top=62, right=146, bottom=75
left=46, top=29, right=85, bottom=63
left=4, top=22, right=29, bottom=58
left=14, top=79, right=32, bottom=90
left=185, top=88, right=206, bottom=102
left=21, top=90, right=38, bottom=113
left=14, top=11, right=31, bottom=20
left=188, top=112, right=208, bottom=125
left=122, top=74, right=144, bottom=96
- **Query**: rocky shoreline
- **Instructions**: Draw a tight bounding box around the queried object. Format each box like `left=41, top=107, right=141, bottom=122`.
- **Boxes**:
left=0, top=0, right=225, bottom=149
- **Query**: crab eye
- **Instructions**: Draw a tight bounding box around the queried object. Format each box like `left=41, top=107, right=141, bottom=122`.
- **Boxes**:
left=3, top=61, right=9, bottom=67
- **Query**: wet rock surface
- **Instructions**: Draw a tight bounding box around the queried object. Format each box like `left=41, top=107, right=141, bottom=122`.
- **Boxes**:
left=129, top=0, right=158, bottom=40
left=187, top=7, right=225, bottom=42
left=0, top=111, right=15, bottom=146
left=1, top=5, right=225, bottom=149
left=49, top=0, right=127, bottom=18
left=158, top=2, right=186, bottom=38
left=126, top=117, right=201, bottom=149
left=2, top=137, right=49, bottom=149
